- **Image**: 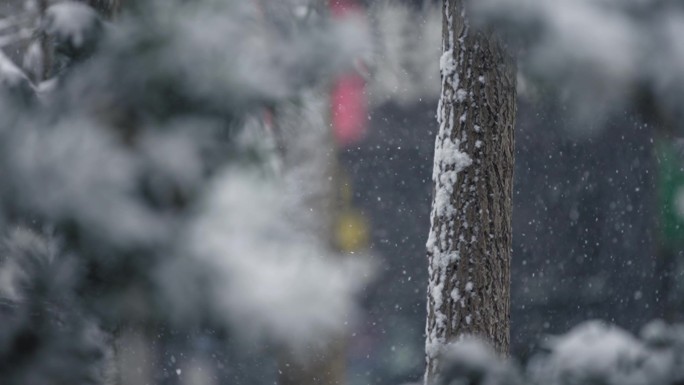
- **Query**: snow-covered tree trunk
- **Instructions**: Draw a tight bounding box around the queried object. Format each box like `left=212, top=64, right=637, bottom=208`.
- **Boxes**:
left=424, top=0, right=516, bottom=382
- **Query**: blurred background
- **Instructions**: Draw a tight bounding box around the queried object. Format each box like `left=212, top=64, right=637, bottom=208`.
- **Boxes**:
left=320, top=0, right=683, bottom=383
left=1, top=0, right=684, bottom=385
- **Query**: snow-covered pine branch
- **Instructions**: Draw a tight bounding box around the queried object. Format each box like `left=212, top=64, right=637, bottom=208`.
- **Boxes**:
left=366, top=2, right=442, bottom=106
left=0, top=0, right=372, bottom=383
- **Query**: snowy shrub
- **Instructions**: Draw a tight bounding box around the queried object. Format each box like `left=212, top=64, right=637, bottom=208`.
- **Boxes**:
left=528, top=321, right=652, bottom=385
left=470, top=0, right=684, bottom=132
left=367, top=2, right=442, bottom=106
left=432, top=320, right=684, bottom=385
left=0, top=0, right=370, bottom=383
left=435, top=337, right=522, bottom=385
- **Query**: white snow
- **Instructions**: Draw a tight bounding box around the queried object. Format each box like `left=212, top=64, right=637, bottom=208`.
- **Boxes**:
left=46, top=2, right=100, bottom=49
left=425, top=1, right=474, bottom=378
left=440, top=49, right=456, bottom=76
left=368, top=3, right=441, bottom=106
left=0, top=51, right=30, bottom=88
left=169, top=170, right=371, bottom=354
left=456, top=89, right=467, bottom=102
left=450, top=288, right=461, bottom=301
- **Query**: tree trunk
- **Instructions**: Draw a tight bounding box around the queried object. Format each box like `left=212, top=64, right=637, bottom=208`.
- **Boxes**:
left=424, top=0, right=516, bottom=382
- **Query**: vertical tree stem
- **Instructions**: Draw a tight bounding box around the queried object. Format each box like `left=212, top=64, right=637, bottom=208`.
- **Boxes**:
left=424, top=0, right=516, bottom=382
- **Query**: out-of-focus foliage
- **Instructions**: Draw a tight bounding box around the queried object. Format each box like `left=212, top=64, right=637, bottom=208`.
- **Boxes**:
left=0, top=0, right=370, bottom=384
left=366, top=2, right=441, bottom=106
left=470, top=0, right=684, bottom=132
left=431, top=320, right=684, bottom=385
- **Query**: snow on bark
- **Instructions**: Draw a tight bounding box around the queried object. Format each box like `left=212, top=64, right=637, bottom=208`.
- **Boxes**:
left=166, top=169, right=370, bottom=353
left=425, top=0, right=470, bottom=378
left=424, top=0, right=516, bottom=382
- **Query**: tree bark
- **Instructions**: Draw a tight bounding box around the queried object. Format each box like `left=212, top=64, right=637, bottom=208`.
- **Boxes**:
left=424, top=0, right=516, bottom=382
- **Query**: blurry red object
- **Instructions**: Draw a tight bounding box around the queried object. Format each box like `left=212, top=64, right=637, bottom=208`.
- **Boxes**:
left=329, top=0, right=361, bottom=15
left=331, top=74, right=367, bottom=147
left=329, top=0, right=367, bottom=147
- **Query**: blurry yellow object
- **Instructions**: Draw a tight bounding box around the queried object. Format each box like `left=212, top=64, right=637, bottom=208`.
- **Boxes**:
left=334, top=209, right=369, bottom=252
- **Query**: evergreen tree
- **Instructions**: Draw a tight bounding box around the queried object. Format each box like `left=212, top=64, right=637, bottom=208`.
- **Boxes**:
left=0, top=1, right=368, bottom=384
